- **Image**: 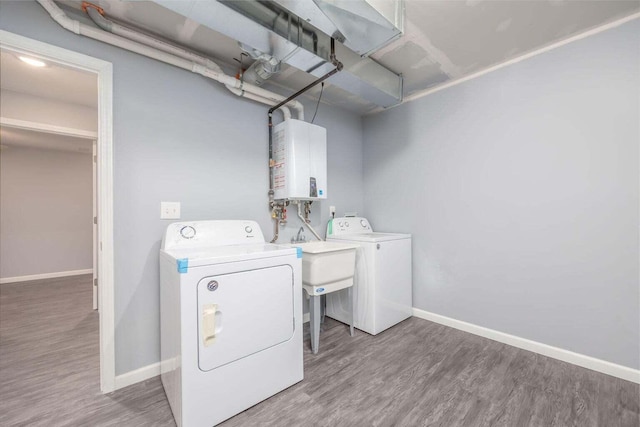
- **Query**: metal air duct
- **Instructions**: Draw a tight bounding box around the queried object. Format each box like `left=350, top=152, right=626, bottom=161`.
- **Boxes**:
left=278, top=0, right=404, bottom=57
left=151, top=0, right=403, bottom=107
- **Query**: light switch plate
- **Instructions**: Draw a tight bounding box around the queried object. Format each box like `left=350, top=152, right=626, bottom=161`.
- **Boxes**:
left=161, top=201, right=181, bottom=219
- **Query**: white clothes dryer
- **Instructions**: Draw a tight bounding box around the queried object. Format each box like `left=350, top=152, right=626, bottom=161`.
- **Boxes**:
left=326, top=217, right=412, bottom=335
left=160, top=220, right=303, bottom=427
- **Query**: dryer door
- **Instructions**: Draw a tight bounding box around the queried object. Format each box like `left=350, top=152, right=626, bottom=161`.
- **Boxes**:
left=197, top=264, right=294, bottom=371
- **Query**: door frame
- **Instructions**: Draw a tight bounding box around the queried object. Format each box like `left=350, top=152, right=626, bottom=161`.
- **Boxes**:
left=0, top=30, right=116, bottom=393
left=92, top=139, right=98, bottom=311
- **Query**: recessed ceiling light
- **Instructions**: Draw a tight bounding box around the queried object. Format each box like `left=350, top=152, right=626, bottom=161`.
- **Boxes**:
left=18, top=56, right=47, bottom=67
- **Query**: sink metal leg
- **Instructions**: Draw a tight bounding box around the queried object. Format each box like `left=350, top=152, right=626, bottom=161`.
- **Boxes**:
left=309, top=295, right=321, bottom=354
left=348, top=286, right=355, bottom=337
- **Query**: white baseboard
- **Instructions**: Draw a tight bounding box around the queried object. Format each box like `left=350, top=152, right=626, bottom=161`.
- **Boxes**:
left=412, top=308, right=640, bottom=384
left=112, top=309, right=639, bottom=392
left=303, top=312, right=310, bottom=323
left=0, top=269, right=93, bottom=284
left=114, top=362, right=160, bottom=391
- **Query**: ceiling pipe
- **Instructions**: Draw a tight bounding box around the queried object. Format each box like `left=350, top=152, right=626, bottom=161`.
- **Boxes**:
left=83, top=3, right=225, bottom=75
left=37, top=0, right=303, bottom=119
left=226, top=86, right=291, bottom=120
left=79, top=0, right=299, bottom=118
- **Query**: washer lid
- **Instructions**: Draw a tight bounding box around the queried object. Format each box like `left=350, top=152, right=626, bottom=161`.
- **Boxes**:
left=162, top=243, right=296, bottom=266
left=329, top=232, right=411, bottom=243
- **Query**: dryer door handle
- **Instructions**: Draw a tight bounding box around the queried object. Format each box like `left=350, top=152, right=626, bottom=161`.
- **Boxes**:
left=203, top=304, right=218, bottom=347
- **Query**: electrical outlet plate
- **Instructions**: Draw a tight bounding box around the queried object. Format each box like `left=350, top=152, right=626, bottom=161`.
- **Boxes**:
left=329, top=205, right=336, bottom=215
left=161, top=201, right=181, bottom=219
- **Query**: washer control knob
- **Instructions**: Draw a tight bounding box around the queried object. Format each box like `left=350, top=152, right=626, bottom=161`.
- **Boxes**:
left=180, top=226, right=196, bottom=239
left=345, top=222, right=350, bottom=227
left=338, top=221, right=343, bottom=227
left=245, top=226, right=253, bottom=233
left=360, top=219, right=367, bottom=228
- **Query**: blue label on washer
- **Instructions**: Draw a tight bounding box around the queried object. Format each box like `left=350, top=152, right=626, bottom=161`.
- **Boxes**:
left=316, top=288, right=325, bottom=293
left=296, top=247, right=302, bottom=258
left=319, top=190, right=323, bottom=196
left=177, top=258, right=188, bottom=273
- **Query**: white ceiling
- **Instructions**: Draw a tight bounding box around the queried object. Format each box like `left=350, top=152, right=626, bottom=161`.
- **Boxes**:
left=372, top=0, right=640, bottom=97
left=0, top=49, right=98, bottom=108
left=0, top=48, right=97, bottom=153
left=26, top=1, right=640, bottom=114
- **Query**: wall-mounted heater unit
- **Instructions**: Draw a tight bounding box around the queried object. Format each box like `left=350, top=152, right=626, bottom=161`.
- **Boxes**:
left=273, top=119, right=327, bottom=201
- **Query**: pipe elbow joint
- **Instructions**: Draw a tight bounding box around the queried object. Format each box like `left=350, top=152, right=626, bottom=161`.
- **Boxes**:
left=53, top=12, right=80, bottom=34
left=68, top=19, right=81, bottom=34
left=192, top=63, right=206, bottom=75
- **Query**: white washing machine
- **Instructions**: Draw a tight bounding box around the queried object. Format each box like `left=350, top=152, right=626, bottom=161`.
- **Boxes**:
left=159, top=220, right=303, bottom=427
left=326, top=217, right=412, bottom=335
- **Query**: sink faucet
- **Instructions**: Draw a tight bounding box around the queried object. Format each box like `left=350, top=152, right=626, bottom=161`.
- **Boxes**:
left=291, top=227, right=306, bottom=243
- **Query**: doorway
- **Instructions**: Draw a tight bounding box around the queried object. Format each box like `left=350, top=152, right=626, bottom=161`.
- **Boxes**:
left=0, top=91, right=98, bottom=305
left=0, top=30, right=115, bottom=393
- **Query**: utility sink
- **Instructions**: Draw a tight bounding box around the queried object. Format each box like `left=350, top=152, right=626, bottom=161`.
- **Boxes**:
left=294, top=240, right=360, bottom=354
left=295, top=241, right=359, bottom=293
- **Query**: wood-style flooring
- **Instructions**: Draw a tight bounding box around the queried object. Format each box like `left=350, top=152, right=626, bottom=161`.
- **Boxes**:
left=1, top=275, right=638, bottom=426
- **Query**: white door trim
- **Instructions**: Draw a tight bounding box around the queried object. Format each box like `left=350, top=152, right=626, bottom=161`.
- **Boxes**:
left=92, top=140, right=98, bottom=311
left=0, top=30, right=116, bottom=393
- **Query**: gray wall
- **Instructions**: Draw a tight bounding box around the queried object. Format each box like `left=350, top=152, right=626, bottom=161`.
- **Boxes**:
left=0, top=146, right=93, bottom=278
left=363, top=20, right=639, bottom=369
left=0, top=1, right=364, bottom=374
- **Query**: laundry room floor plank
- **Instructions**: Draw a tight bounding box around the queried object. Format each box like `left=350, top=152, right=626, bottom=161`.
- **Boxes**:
left=1, top=277, right=638, bottom=426
left=221, top=317, right=638, bottom=427
left=0, top=275, right=174, bottom=427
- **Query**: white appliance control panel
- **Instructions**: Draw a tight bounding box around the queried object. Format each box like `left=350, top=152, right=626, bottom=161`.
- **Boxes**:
left=327, top=217, right=372, bottom=236
left=162, top=220, right=265, bottom=250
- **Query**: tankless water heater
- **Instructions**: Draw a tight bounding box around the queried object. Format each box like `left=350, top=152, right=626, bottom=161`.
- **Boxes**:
left=272, top=119, right=327, bottom=201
